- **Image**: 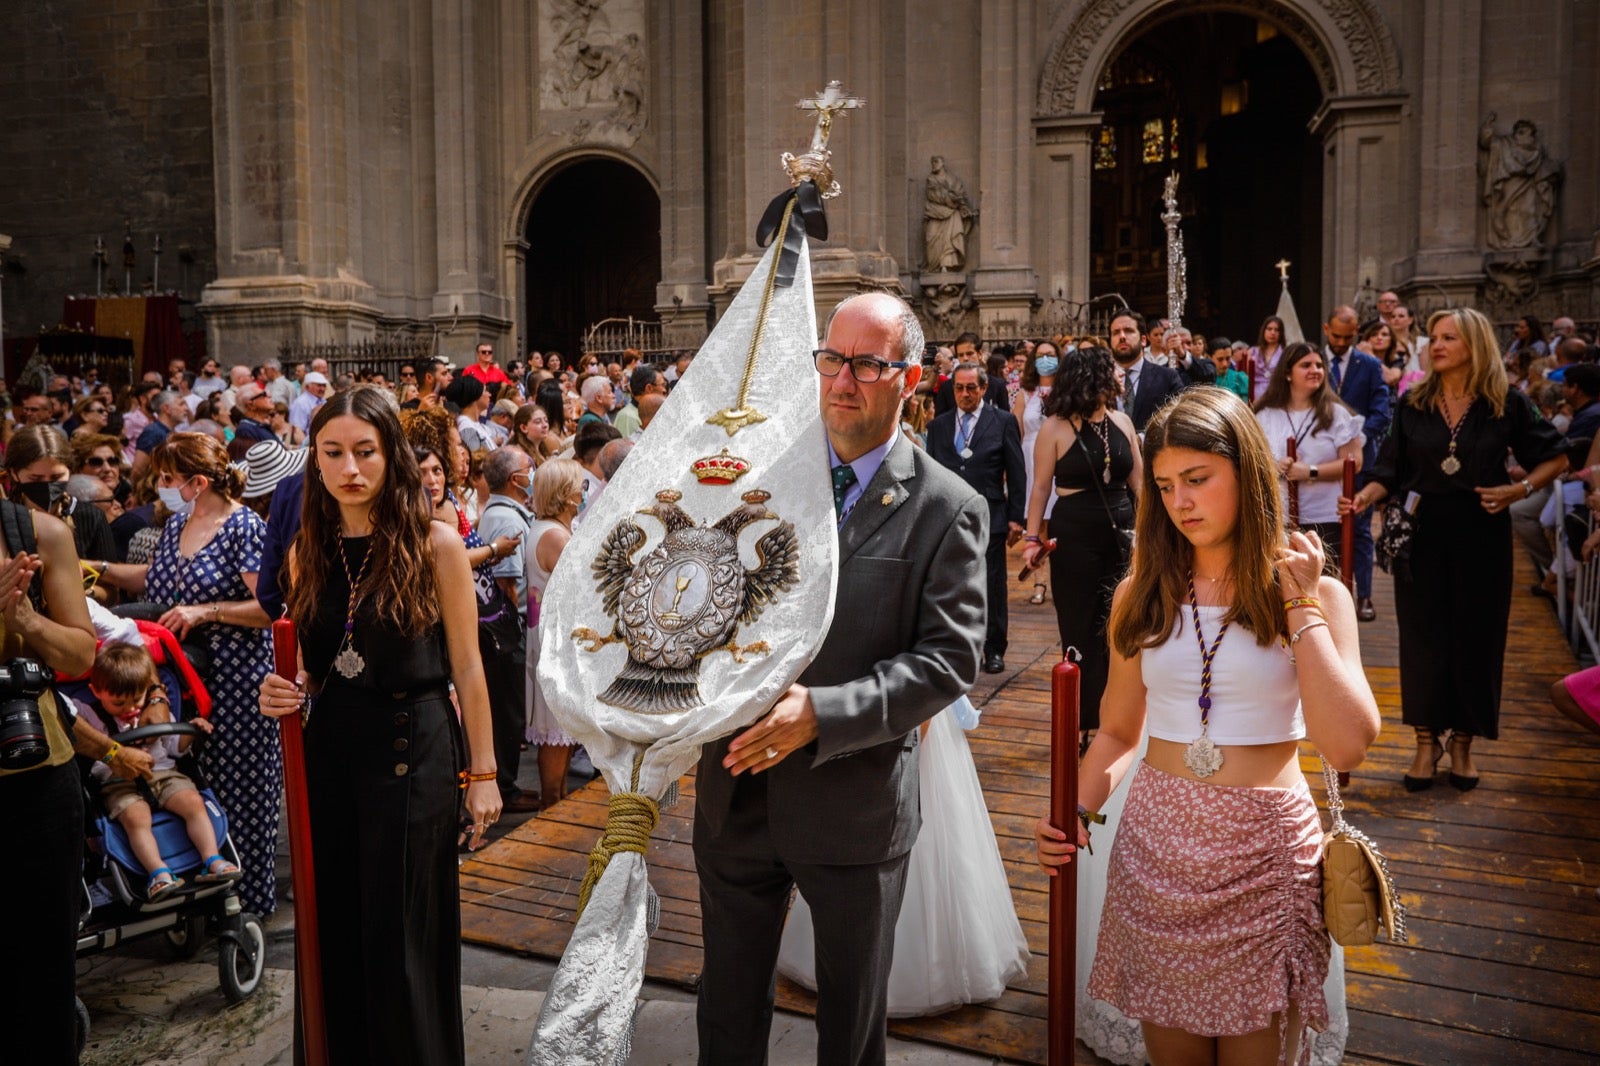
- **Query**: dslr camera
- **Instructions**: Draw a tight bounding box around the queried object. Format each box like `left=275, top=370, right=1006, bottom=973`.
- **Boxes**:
left=0, top=658, right=59, bottom=771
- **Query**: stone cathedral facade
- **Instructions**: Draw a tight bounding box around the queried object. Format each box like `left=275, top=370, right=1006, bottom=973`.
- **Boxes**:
left=3, top=0, right=1597, bottom=362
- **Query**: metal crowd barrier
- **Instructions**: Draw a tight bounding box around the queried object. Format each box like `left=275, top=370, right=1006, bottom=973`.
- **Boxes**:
left=1557, top=486, right=1600, bottom=663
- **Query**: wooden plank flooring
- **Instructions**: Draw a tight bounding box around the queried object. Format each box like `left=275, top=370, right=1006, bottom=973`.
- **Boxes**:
left=461, top=547, right=1600, bottom=1063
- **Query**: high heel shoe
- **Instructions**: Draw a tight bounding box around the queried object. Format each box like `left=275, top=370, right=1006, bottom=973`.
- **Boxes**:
left=1029, top=582, right=1048, bottom=605
left=1447, top=734, right=1480, bottom=791
left=1403, top=730, right=1444, bottom=792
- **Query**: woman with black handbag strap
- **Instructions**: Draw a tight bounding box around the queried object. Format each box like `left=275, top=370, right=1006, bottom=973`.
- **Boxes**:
left=1341, top=307, right=1566, bottom=791
left=1020, top=346, right=1142, bottom=750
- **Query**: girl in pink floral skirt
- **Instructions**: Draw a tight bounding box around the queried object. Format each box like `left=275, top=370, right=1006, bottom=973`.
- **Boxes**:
left=1036, top=388, right=1380, bottom=1065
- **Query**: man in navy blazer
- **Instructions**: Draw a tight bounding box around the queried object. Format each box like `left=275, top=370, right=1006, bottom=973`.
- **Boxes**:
left=1324, top=304, right=1392, bottom=621
left=927, top=362, right=1027, bottom=673
left=1109, top=309, right=1185, bottom=432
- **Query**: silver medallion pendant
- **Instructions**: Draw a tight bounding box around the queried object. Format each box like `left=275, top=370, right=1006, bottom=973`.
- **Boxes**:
left=960, top=447, right=974, bottom=460
left=1184, top=734, right=1224, bottom=778
left=333, top=645, right=366, bottom=679
left=1103, top=468, right=1112, bottom=484
left=1440, top=455, right=1462, bottom=475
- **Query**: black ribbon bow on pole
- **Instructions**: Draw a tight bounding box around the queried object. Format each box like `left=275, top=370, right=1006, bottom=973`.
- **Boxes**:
left=756, top=180, right=829, bottom=288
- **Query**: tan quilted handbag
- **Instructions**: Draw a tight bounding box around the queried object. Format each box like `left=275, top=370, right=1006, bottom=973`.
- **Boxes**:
left=1320, top=757, right=1406, bottom=946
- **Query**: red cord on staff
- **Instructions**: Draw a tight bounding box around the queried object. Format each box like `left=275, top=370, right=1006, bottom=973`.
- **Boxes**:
left=1048, top=653, right=1081, bottom=1065
left=272, top=617, right=329, bottom=1066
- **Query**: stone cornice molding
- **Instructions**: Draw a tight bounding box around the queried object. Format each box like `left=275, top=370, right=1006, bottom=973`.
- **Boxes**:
left=1037, top=0, right=1403, bottom=117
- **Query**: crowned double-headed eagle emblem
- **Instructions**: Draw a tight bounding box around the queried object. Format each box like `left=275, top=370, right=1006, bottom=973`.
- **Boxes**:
left=572, top=488, right=800, bottom=713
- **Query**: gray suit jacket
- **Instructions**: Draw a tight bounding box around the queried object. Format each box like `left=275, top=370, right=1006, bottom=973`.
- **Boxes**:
left=695, top=435, right=989, bottom=865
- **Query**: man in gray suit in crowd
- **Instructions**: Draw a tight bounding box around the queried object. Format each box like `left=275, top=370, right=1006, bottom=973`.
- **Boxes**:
left=693, top=292, right=989, bottom=1065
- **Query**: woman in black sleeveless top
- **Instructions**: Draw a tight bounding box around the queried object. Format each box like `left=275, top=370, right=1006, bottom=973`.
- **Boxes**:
left=260, top=386, right=499, bottom=1066
left=1020, top=347, right=1143, bottom=743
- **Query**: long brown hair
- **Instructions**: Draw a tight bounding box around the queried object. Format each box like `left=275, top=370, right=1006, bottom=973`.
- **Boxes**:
left=1253, top=341, right=1353, bottom=434
left=1109, top=388, right=1287, bottom=655
left=286, top=387, right=441, bottom=638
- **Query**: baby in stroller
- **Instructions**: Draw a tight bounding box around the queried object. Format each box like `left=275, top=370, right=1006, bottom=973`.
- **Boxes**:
left=73, top=642, right=240, bottom=899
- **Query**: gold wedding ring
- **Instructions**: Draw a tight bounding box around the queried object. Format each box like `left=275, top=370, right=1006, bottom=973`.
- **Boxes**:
left=766, top=746, right=779, bottom=760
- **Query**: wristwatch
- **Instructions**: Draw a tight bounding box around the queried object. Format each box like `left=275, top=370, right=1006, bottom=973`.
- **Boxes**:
left=1309, top=465, right=1319, bottom=482
left=1522, top=478, right=1535, bottom=498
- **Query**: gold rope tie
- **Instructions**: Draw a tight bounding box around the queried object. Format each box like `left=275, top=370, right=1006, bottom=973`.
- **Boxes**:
left=574, top=790, right=660, bottom=920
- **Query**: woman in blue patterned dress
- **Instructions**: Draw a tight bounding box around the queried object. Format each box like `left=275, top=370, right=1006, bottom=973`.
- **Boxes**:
left=95, top=431, right=279, bottom=915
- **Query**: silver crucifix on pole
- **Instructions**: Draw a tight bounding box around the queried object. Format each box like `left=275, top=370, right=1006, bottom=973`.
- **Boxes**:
left=1162, top=172, right=1187, bottom=337
left=781, top=81, right=863, bottom=199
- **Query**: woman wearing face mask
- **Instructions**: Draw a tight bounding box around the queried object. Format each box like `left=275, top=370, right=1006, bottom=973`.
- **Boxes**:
left=85, top=432, right=281, bottom=917
left=1015, top=341, right=1062, bottom=604
left=4, top=425, right=119, bottom=568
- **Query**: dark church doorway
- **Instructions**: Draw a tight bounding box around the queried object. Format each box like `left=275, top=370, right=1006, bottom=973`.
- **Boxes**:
left=524, top=158, right=661, bottom=358
left=1089, top=13, right=1323, bottom=341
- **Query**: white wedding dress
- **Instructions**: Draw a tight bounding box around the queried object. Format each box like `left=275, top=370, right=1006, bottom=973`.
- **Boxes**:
left=776, top=703, right=1029, bottom=1017
left=1076, top=733, right=1350, bottom=1064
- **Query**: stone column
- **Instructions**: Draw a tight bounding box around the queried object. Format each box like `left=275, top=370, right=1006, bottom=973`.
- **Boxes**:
left=1031, top=114, right=1100, bottom=320
left=970, top=0, right=1037, bottom=334
left=1311, top=96, right=1408, bottom=317
left=1405, top=0, right=1486, bottom=296
left=654, top=0, right=711, bottom=347
left=430, top=0, right=511, bottom=362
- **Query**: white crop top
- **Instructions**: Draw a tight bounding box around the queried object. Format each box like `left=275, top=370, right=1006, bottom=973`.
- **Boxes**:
left=1141, top=606, right=1305, bottom=745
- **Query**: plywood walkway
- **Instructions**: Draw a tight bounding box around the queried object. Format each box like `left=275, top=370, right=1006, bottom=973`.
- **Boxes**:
left=460, top=548, right=1600, bottom=1064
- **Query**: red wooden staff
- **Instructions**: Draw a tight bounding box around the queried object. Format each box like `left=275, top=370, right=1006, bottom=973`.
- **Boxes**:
left=1048, top=652, right=1081, bottom=1066
left=272, top=618, right=329, bottom=1066
left=1286, top=438, right=1300, bottom=530
left=1341, top=457, right=1357, bottom=593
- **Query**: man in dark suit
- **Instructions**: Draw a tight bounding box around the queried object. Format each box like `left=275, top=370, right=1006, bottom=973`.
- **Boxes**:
left=932, top=332, right=1009, bottom=415
left=694, top=292, right=987, bottom=1066
left=1324, top=304, right=1392, bottom=622
left=1110, top=309, right=1184, bottom=432
left=927, top=361, right=1026, bottom=673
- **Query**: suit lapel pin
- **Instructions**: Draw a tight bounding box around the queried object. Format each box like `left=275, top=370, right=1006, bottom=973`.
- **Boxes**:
left=881, top=492, right=894, bottom=506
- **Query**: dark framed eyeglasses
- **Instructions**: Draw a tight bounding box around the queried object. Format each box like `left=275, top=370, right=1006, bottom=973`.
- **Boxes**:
left=812, top=349, right=912, bottom=383
left=86, top=406, right=107, bottom=415
left=89, top=497, right=115, bottom=506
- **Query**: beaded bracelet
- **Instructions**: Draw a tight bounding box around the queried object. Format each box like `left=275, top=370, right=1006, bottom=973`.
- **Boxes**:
left=1282, top=597, right=1321, bottom=613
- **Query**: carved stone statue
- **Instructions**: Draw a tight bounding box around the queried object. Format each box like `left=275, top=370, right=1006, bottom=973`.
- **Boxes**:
left=923, top=156, right=976, bottom=273
left=1478, top=113, right=1563, bottom=251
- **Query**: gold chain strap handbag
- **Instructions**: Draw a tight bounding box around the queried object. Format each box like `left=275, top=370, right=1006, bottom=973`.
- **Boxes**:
left=1320, top=756, right=1407, bottom=946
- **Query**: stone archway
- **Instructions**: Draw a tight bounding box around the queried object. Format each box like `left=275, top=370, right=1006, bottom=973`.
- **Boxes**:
left=505, top=152, right=662, bottom=360
left=1033, top=0, right=1405, bottom=321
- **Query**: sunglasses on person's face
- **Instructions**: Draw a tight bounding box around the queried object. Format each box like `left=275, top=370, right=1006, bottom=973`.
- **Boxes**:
left=86, top=406, right=106, bottom=415
left=83, top=456, right=116, bottom=468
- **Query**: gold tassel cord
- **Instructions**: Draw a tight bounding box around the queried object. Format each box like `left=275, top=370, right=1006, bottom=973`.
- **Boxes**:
left=706, top=195, right=796, bottom=436
left=574, top=756, right=662, bottom=921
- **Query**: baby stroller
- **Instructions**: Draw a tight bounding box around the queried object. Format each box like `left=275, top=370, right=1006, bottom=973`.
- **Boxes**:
left=68, top=621, right=265, bottom=1051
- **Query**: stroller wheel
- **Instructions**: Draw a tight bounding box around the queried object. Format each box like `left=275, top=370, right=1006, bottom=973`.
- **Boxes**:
left=75, top=996, right=90, bottom=1054
left=218, top=913, right=266, bottom=1004
left=165, top=913, right=206, bottom=961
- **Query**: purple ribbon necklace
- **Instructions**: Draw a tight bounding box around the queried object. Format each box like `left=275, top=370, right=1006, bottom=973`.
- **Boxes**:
left=1183, top=574, right=1229, bottom=778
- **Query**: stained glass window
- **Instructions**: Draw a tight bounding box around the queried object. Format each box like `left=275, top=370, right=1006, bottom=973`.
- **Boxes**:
left=1095, top=126, right=1117, bottom=171
left=1169, top=117, right=1180, bottom=161
left=1142, top=118, right=1165, bottom=164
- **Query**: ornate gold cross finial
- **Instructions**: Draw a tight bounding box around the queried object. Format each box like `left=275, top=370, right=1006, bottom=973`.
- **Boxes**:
left=798, top=81, right=864, bottom=153
left=781, top=81, right=863, bottom=200
left=1276, top=258, right=1292, bottom=282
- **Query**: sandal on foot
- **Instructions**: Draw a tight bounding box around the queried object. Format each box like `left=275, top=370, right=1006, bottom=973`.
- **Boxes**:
left=196, top=854, right=242, bottom=883
left=1029, top=582, right=1048, bottom=605
left=147, top=867, right=184, bottom=901
left=1402, top=731, right=1444, bottom=792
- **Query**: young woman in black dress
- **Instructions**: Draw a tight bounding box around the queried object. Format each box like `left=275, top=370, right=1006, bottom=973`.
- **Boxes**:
left=259, top=386, right=500, bottom=1064
left=1020, top=347, right=1143, bottom=750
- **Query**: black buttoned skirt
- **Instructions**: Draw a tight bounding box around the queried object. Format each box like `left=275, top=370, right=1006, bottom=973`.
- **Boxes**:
left=301, top=684, right=465, bottom=1066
